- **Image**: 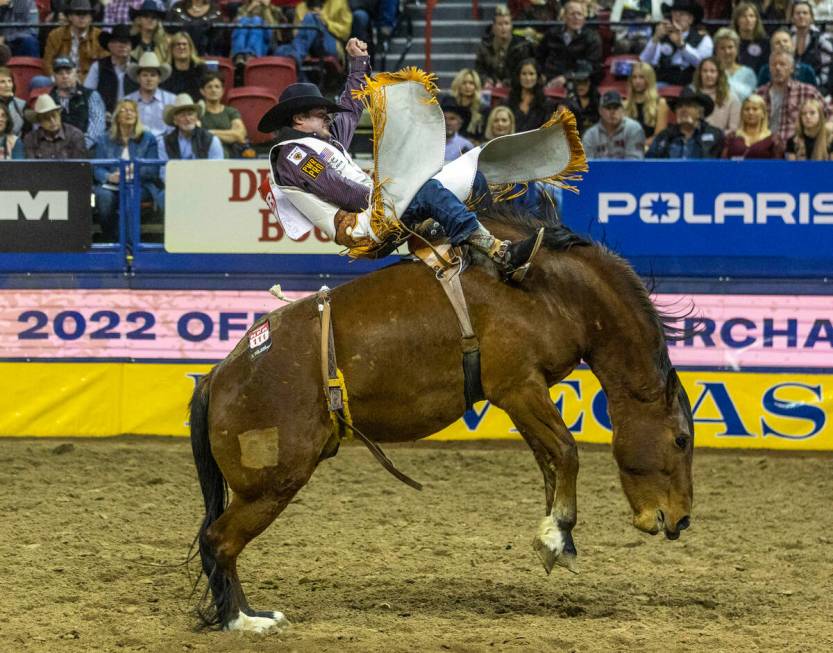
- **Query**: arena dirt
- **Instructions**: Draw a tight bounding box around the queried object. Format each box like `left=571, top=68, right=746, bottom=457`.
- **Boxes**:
left=2, top=437, right=832, bottom=652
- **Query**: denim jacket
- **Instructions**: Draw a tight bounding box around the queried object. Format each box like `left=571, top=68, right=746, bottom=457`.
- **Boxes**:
left=92, top=130, right=161, bottom=188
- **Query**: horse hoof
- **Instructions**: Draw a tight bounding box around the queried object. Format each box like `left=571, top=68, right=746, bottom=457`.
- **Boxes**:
left=224, top=610, right=289, bottom=634
left=533, top=517, right=579, bottom=576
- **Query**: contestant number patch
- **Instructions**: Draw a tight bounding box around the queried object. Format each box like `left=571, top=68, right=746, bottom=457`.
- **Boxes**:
left=302, top=157, right=325, bottom=179
left=248, top=322, right=272, bottom=358
left=287, top=146, right=306, bottom=165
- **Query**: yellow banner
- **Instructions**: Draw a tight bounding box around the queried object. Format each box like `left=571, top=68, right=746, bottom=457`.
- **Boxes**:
left=1, top=363, right=831, bottom=450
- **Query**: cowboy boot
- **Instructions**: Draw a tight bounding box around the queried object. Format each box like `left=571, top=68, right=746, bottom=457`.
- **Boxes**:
left=466, top=225, right=546, bottom=283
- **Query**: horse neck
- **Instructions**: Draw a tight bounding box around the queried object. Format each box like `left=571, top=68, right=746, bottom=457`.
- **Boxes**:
left=555, top=252, right=666, bottom=407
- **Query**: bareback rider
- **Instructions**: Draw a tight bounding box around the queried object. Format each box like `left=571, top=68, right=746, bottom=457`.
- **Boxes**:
left=257, top=38, right=542, bottom=278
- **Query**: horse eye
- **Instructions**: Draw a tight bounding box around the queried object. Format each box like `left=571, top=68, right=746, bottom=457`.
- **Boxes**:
left=675, top=435, right=689, bottom=451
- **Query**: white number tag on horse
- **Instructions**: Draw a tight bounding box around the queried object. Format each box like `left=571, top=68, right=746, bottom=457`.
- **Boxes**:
left=248, top=322, right=272, bottom=359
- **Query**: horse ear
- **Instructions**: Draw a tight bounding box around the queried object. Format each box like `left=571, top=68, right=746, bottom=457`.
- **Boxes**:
left=665, top=368, right=680, bottom=409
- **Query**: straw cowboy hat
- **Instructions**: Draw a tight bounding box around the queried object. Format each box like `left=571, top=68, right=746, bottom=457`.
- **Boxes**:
left=127, top=52, right=172, bottom=83
left=163, top=93, right=204, bottom=126
left=24, top=94, right=62, bottom=123
left=257, top=82, right=349, bottom=133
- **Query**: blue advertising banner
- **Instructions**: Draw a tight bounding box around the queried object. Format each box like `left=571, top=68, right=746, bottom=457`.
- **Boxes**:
left=560, top=161, right=833, bottom=278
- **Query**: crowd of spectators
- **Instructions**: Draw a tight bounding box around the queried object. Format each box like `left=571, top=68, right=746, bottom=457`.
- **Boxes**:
left=2, top=0, right=833, bottom=240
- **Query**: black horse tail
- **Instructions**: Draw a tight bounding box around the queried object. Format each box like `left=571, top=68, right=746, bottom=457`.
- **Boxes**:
left=189, top=372, right=231, bottom=629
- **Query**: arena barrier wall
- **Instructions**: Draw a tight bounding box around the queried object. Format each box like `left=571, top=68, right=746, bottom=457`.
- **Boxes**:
left=1, top=289, right=831, bottom=449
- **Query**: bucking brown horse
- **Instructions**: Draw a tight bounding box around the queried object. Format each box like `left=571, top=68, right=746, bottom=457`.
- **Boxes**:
left=189, top=210, right=695, bottom=633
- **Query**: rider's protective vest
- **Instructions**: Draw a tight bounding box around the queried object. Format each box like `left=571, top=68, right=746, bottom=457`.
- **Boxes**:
left=262, top=136, right=378, bottom=242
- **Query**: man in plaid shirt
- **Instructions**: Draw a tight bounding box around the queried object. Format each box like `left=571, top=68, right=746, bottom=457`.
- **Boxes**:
left=757, top=50, right=829, bottom=144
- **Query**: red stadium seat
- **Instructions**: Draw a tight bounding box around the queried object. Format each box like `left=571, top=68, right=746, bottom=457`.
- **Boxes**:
left=598, top=82, right=628, bottom=96
left=244, top=56, right=297, bottom=98
left=7, top=56, right=45, bottom=101
left=226, top=86, right=280, bottom=145
left=488, top=85, right=509, bottom=107
left=658, top=85, right=684, bottom=99
left=204, top=56, right=235, bottom=94
left=544, top=86, right=567, bottom=100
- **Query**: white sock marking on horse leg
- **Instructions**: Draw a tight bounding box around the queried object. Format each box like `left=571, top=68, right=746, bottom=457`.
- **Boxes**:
left=224, top=611, right=289, bottom=634
left=537, top=514, right=564, bottom=555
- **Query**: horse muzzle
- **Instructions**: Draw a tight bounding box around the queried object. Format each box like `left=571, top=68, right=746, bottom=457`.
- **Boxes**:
left=633, top=509, right=691, bottom=539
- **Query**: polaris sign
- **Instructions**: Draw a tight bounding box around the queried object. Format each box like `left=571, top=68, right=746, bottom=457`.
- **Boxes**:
left=0, top=162, right=91, bottom=252
left=560, top=161, right=833, bottom=278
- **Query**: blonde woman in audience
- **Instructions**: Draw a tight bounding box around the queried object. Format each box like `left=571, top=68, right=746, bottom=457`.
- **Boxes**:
left=713, top=28, right=757, bottom=100
left=451, top=68, right=486, bottom=141
left=785, top=97, right=833, bottom=159
left=623, top=62, right=668, bottom=148
left=484, top=105, right=515, bottom=140
left=163, top=32, right=206, bottom=100
left=692, top=57, right=740, bottom=132
left=723, top=93, right=780, bottom=158
left=130, top=0, right=171, bottom=64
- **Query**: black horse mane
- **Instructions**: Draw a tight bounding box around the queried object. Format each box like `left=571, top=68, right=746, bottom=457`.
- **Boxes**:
left=479, top=204, right=692, bottom=348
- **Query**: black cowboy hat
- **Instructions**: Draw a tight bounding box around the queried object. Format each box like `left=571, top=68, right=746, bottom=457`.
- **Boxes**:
left=566, top=61, right=593, bottom=82
left=662, top=0, right=704, bottom=24
left=130, top=0, right=167, bottom=20
left=257, top=83, right=349, bottom=133
left=99, top=25, right=133, bottom=50
left=65, top=0, right=95, bottom=14
left=439, top=94, right=471, bottom=125
left=668, top=87, right=715, bottom=117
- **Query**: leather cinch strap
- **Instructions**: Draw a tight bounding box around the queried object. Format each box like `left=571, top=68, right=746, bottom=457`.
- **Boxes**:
left=316, top=287, right=422, bottom=491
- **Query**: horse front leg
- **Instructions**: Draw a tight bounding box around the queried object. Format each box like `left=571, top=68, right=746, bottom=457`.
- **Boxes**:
left=500, top=385, right=579, bottom=575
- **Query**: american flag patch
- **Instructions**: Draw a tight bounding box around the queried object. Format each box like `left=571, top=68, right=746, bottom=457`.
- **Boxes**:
left=320, top=148, right=334, bottom=162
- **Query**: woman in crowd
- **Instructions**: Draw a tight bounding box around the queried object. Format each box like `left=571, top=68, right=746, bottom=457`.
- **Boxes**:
left=92, top=99, right=161, bottom=241
left=723, top=94, right=780, bottom=158
left=566, top=65, right=599, bottom=135
left=623, top=61, right=668, bottom=148
left=231, top=0, right=286, bottom=66
left=0, top=103, right=23, bottom=159
left=713, top=28, right=757, bottom=101
left=732, top=3, right=769, bottom=74
left=692, top=57, right=740, bottom=132
left=163, top=32, right=207, bottom=99
left=199, top=72, right=248, bottom=158
left=0, top=66, right=26, bottom=136
left=450, top=68, right=486, bottom=141
left=785, top=97, right=833, bottom=160
left=484, top=105, right=515, bottom=140
left=789, top=1, right=833, bottom=88
left=757, top=0, right=789, bottom=21
left=474, top=4, right=534, bottom=88
left=130, top=0, right=170, bottom=64
left=168, top=0, right=223, bottom=55
left=507, top=58, right=555, bottom=132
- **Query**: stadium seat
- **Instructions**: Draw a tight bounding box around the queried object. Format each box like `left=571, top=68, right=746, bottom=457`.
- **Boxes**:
left=226, top=86, right=280, bottom=145
left=599, top=82, right=628, bottom=96
left=7, top=56, right=45, bottom=101
left=204, top=56, right=235, bottom=95
left=658, top=85, right=684, bottom=99
left=488, top=85, right=509, bottom=107
left=243, top=57, right=297, bottom=98
left=544, top=86, right=567, bottom=100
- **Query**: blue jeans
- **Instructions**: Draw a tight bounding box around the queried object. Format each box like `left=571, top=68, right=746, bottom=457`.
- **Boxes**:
left=231, top=16, right=272, bottom=58
left=9, top=35, right=40, bottom=57
left=351, top=9, right=371, bottom=41
left=401, top=173, right=491, bottom=245
left=273, top=13, right=337, bottom=77
left=95, top=184, right=162, bottom=241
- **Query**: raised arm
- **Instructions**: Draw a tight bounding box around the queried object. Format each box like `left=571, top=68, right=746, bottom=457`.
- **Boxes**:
left=329, top=38, right=371, bottom=149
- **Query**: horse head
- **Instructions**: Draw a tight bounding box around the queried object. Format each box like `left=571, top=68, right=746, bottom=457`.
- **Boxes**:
left=611, top=366, right=694, bottom=540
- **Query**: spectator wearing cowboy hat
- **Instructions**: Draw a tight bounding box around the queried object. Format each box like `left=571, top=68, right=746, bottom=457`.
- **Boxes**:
left=22, top=94, right=88, bottom=159
left=582, top=90, right=646, bottom=159
left=640, top=0, right=713, bottom=87
left=42, top=0, right=106, bottom=79
left=84, top=25, right=139, bottom=114
left=440, top=95, right=474, bottom=162
left=158, top=93, right=223, bottom=165
left=647, top=87, right=724, bottom=158
left=49, top=55, right=106, bottom=150
left=125, top=52, right=176, bottom=138
left=130, top=0, right=170, bottom=64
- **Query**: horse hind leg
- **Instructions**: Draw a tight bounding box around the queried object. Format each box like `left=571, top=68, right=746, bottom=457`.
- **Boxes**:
left=200, top=490, right=301, bottom=633
left=499, top=384, right=579, bottom=575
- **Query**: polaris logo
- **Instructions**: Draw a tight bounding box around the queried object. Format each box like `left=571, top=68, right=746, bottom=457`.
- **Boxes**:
left=599, top=192, right=833, bottom=225
left=0, top=191, right=69, bottom=221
